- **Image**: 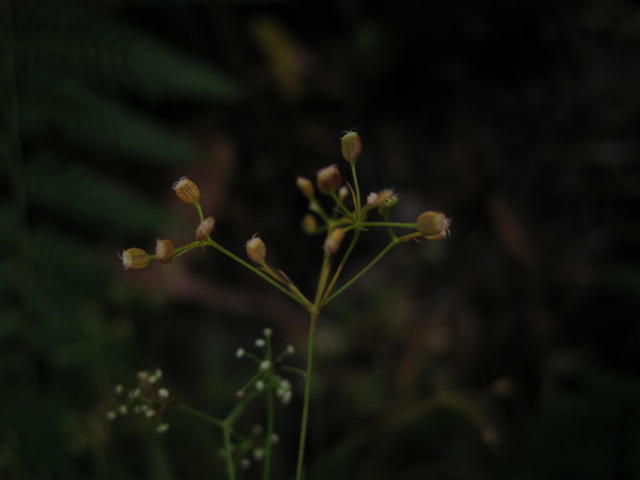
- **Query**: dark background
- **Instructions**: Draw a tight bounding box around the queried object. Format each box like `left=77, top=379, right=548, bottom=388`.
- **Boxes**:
left=1, top=0, right=639, bottom=479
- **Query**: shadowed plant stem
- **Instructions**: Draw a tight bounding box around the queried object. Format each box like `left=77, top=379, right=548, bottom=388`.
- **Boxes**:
left=205, top=238, right=314, bottom=311
left=295, top=309, right=319, bottom=480
left=263, top=336, right=274, bottom=480
left=222, top=424, right=235, bottom=480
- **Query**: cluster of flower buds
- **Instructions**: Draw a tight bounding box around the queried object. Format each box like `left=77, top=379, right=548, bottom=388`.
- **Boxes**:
left=219, top=425, right=281, bottom=471
left=106, top=368, right=170, bottom=434
left=119, top=176, right=215, bottom=270
left=235, top=328, right=295, bottom=405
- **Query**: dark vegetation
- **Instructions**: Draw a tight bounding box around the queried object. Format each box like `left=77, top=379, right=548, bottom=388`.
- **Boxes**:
left=1, top=0, right=639, bottom=478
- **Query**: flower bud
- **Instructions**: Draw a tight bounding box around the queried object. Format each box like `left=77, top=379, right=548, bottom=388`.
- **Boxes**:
left=338, top=186, right=349, bottom=202
left=324, top=228, right=346, bottom=255
left=316, top=164, right=341, bottom=195
left=296, top=176, right=314, bottom=198
left=155, top=239, right=175, bottom=264
left=340, top=131, right=362, bottom=164
left=366, top=192, right=379, bottom=207
left=301, top=214, right=318, bottom=234
left=416, top=211, right=451, bottom=240
left=195, top=216, right=215, bottom=241
left=246, top=235, right=267, bottom=265
left=120, top=248, right=150, bottom=270
left=172, top=176, right=200, bottom=205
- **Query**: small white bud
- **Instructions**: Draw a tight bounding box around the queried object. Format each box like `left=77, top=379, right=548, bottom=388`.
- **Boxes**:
left=263, top=328, right=272, bottom=337
left=107, top=411, right=117, bottom=421
left=367, top=192, right=378, bottom=206
left=271, top=433, right=280, bottom=444
left=130, top=388, right=140, bottom=399
left=240, top=458, right=251, bottom=470
left=158, top=387, right=170, bottom=399
left=118, top=405, right=128, bottom=416
left=281, top=390, right=292, bottom=405
left=156, top=423, right=169, bottom=434
left=286, top=345, right=295, bottom=355
left=259, top=360, right=271, bottom=371
left=255, top=380, right=265, bottom=391
left=253, top=448, right=264, bottom=461
left=255, top=338, right=266, bottom=348
left=145, top=408, right=155, bottom=418
left=114, top=384, right=124, bottom=395
left=137, top=371, right=149, bottom=382
left=236, top=348, right=245, bottom=358
left=154, top=369, right=163, bottom=380
left=148, top=374, right=158, bottom=385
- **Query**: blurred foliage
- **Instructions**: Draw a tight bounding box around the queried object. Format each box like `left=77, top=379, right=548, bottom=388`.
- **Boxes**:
left=2, top=0, right=640, bottom=479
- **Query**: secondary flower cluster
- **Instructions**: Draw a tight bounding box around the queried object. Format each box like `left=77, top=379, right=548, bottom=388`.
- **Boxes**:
left=235, top=328, right=295, bottom=405
left=107, top=369, right=170, bottom=434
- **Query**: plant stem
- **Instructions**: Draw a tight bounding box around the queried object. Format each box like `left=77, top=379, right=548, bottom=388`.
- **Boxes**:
left=263, top=335, right=274, bottom=480
left=222, top=424, right=236, bottom=480
left=330, top=192, right=354, bottom=219
left=350, top=163, right=362, bottom=219
left=177, top=402, right=225, bottom=428
left=205, top=238, right=313, bottom=311
left=295, top=309, right=319, bottom=480
left=324, top=239, right=399, bottom=305
left=359, top=221, right=417, bottom=229
left=321, top=229, right=361, bottom=304
left=195, top=203, right=205, bottom=223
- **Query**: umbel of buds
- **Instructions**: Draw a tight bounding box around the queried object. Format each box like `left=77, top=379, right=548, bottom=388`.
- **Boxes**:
left=416, top=211, right=451, bottom=240
left=324, top=228, right=346, bottom=255
left=172, top=176, right=200, bottom=205
left=296, top=176, right=314, bottom=198
left=340, top=131, right=362, bottom=164
left=316, top=164, right=341, bottom=195
left=120, top=248, right=150, bottom=270
left=155, top=239, right=175, bottom=264
left=246, top=235, right=267, bottom=265
left=196, top=216, right=215, bottom=241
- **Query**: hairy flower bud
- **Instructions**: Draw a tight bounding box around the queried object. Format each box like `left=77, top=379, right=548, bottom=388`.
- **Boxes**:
left=172, top=176, right=200, bottom=205
left=324, top=228, right=346, bottom=255
left=296, top=176, right=314, bottom=198
left=340, top=131, right=362, bottom=164
left=302, top=214, right=318, bottom=234
left=416, top=211, right=451, bottom=240
left=195, top=216, right=215, bottom=241
left=120, top=248, right=150, bottom=270
left=246, top=235, right=267, bottom=265
left=316, top=164, right=341, bottom=195
left=155, top=239, right=175, bottom=264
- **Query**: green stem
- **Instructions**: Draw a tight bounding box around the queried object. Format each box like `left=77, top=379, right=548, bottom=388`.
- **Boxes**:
left=263, top=337, right=274, bottom=480
left=205, top=238, right=313, bottom=311
left=222, top=424, right=236, bottom=480
left=321, top=229, right=361, bottom=304
left=195, top=203, right=205, bottom=223
left=359, top=221, right=417, bottom=229
left=177, top=403, right=225, bottom=428
left=330, top=192, right=354, bottom=219
left=295, top=309, right=319, bottom=480
left=350, top=163, right=362, bottom=219
left=324, top=239, right=399, bottom=305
